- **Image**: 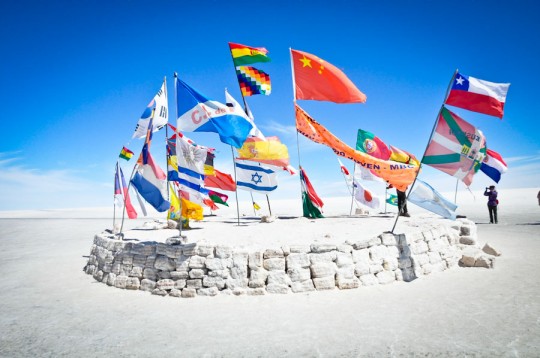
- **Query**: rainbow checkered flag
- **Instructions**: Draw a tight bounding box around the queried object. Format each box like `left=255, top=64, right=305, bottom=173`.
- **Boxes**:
left=236, top=66, right=271, bottom=96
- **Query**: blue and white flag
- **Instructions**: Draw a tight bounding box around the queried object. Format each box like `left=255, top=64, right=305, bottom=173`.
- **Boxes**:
left=235, top=160, right=277, bottom=193
left=175, top=75, right=253, bottom=148
left=131, top=119, right=170, bottom=212
left=408, top=179, right=457, bottom=220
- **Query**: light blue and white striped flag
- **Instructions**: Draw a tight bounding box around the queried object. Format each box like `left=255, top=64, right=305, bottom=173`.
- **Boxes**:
left=408, top=179, right=457, bottom=220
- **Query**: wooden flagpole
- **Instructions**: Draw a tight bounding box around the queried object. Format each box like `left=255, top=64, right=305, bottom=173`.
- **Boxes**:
left=390, top=69, right=459, bottom=233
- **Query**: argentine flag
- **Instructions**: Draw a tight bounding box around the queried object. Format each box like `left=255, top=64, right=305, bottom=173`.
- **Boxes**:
left=175, top=75, right=253, bottom=148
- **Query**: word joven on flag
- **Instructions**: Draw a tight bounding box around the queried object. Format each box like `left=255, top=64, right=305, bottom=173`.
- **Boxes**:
left=422, top=106, right=486, bottom=186
left=291, top=49, right=366, bottom=103
left=175, top=76, right=253, bottom=148
left=295, top=104, right=417, bottom=191
left=445, top=72, right=510, bottom=119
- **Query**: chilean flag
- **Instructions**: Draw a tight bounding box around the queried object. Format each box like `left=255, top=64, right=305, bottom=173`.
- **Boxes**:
left=480, top=149, right=508, bottom=183
left=445, top=72, right=510, bottom=119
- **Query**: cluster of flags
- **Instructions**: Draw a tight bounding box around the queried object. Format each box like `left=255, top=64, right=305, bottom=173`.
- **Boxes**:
left=111, top=43, right=511, bottom=230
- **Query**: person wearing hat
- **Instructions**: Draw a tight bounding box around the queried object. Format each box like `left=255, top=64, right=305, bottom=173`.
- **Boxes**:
left=484, top=185, right=498, bottom=224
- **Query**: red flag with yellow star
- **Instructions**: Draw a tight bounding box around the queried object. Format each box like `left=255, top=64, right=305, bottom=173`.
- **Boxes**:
left=291, top=49, right=367, bottom=103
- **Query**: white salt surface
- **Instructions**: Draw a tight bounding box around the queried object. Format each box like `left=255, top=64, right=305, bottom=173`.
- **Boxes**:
left=0, top=188, right=539, bottom=356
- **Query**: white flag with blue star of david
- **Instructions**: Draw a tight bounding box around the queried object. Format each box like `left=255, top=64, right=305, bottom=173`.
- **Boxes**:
left=235, top=159, right=277, bottom=193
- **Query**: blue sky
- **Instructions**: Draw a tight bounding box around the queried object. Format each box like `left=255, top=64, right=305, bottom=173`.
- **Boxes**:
left=1, top=0, right=539, bottom=211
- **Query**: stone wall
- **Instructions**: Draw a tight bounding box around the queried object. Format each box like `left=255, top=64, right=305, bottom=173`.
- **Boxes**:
left=83, top=218, right=491, bottom=298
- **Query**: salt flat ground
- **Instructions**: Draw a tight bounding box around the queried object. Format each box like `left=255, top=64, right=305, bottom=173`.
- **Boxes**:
left=0, top=188, right=538, bottom=357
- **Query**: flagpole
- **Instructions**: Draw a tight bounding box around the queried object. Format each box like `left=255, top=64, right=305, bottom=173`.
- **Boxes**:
left=174, top=73, right=183, bottom=238
left=164, top=76, right=170, bottom=204
left=266, top=194, right=272, bottom=216
left=384, top=187, right=388, bottom=214
left=391, top=69, right=459, bottom=233
left=231, top=147, right=241, bottom=226
left=119, top=162, right=139, bottom=237
left=349, top=165, right=356, bottom=216
left=454, top=179, right=459, bottom=204
left=250, top=192, right=256, bottom=216
left=290, top=48, right=305, bottom=204
left=113, top=161, right=118, bottom=232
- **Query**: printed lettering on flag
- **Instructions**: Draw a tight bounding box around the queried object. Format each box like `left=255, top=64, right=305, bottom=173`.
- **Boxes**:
left=422, top=106, right=487, bottom=186
left=295, top=104, right=417, bottom=192
left=176, top=76, right=253, bottom=148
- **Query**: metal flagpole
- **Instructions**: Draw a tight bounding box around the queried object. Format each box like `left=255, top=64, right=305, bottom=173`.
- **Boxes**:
left=231, top=147, right=241, bottom=226
left=384, top=187, right=388, bottom=214
left=290, top=48, right=305, bottom=204
left=113, top=161, right=118, bottom=232
left=250, top=192, right=256, bottom=216
left=391, top=69, right=459, bottom=233
left=349, top=164, right=357, bottom=216
left=454, top=178, right=459, bottom=204
left=174, top=73, right=183, bottom=238
left=266, top=194, right=272, bottom=216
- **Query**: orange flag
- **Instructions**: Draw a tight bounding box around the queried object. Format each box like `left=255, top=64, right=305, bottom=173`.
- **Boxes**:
left=291, top=49, right=367, bottom=103
left=295, top=104, right=417, bottom=191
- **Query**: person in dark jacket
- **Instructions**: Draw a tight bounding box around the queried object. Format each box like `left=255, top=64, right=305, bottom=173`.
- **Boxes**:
left=484, top=185, right=498, bottom=224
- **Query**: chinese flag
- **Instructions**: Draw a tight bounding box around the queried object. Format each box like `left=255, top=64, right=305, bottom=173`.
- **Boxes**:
left=291, top=49, right=367, bottom=103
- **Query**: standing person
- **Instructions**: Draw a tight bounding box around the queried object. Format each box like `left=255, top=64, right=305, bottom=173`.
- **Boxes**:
left=537, top=190, right=540, bottom=206
left=397, top=188, right=410, bottom=217
left=484, top=185, right=498, bottom=224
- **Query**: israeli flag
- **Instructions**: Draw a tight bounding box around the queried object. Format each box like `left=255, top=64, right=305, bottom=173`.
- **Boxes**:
left=235, top=160, right=277, bottom=193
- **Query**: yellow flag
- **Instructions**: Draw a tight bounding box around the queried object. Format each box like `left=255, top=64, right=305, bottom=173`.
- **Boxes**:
left=181, top=198, right=204, bottom=221
left=253, top=202, right=261, bottom=211
left=167, top=184, right=181, bottom=220
left=237, top=136, right=289, bottom=168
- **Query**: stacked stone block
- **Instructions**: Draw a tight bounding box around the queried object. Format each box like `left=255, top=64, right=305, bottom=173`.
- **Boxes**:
left=84, top=219, right=491, bottom=298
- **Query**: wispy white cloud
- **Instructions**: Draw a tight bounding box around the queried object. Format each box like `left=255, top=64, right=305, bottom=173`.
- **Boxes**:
left=0, top=153, right=110, bottom=210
